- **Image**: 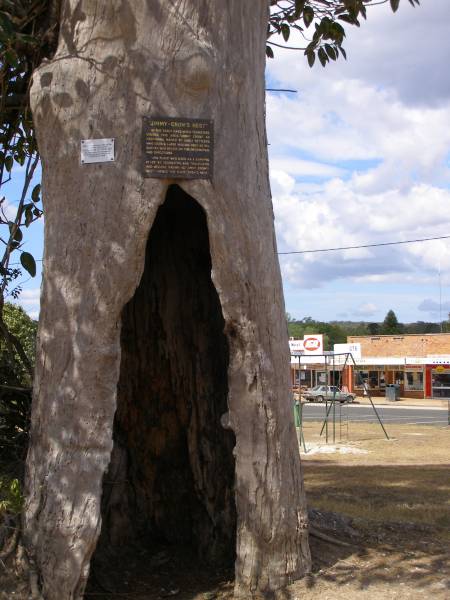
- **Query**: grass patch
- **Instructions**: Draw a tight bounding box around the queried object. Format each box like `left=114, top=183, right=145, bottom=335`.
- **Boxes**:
left=300, top=422, right=450, bottom=537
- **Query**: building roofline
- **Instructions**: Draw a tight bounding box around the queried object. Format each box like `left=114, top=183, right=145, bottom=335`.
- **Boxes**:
left=348, top=333, right=450, bottom=339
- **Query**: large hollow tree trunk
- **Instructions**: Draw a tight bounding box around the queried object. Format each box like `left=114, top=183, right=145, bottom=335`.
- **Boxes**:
left=24, top=2, right=311, bottom=599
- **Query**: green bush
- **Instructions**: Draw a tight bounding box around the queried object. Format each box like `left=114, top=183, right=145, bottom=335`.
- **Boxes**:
left=1, top=303, right=37, bottom=387
left=0, top=477, right=24, bottom=516
left=0, top=385, right=31, bottom=464
left=0, top=303, right=36, bottom=465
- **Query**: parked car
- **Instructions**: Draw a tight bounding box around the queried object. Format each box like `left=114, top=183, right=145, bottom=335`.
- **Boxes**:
left=302, top=385, right=355, bottom=403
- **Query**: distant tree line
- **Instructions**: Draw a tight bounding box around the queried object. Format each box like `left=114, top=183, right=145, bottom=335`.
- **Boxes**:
left=287, top=309, right=449, bottom=350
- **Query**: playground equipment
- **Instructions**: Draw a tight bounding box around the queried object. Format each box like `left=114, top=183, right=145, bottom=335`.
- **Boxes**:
left=292, top=351, right=389, bottom=451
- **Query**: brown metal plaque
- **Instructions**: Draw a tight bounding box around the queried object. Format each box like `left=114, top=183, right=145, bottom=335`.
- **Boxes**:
left=142, top=117, right=213, bottom=179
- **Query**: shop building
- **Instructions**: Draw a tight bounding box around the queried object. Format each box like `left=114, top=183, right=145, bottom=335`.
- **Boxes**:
left=347, top=333, right=450, bottom=399
left=290, top=332, right=450, bottom=400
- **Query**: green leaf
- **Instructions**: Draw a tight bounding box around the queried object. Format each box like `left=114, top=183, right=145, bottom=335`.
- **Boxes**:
left=5, top=155, right=13, bottom=172
left=24, top=204, right=33, bottom=227
left=390, top=0, right=400, bottom=11
left=31, top=183, right=41, bottom=202
left=325, top=44, right=337, bottom=61
left=339, top=14, right=359, bottom=26
left=266, top=45, right=274, bottom=59
left=20, top=252, right=36, bottom=277
left=14, top=152, right=25, bottom=166
left=303, top=6, right=314, bottom=28
left=13, top=227, right=23, bottom=242
left=318, top=47, right=328, bottom=67
left=306, top=49, right=316, bottom=68
left=331, top=22, right=346, bottom=40
left=281, top=23, right=290, bottom=42
left=294, top=0, right=305, bottom=18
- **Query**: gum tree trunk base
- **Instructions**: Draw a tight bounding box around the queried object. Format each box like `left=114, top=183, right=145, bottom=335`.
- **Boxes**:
left=24, top=2, right=311, bottom=598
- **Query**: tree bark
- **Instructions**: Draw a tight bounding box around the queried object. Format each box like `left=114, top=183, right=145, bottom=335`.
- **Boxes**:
left=24, top=1, right=311, bottom=598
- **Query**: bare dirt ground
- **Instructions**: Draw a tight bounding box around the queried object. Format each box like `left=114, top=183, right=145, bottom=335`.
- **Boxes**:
left=1, top=422, right=449, bottom=599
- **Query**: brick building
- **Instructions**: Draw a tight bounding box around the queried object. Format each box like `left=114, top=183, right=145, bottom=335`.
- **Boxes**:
left=349, top=333, right=450, bottom=358
left=290, top=333, right=450, bottom=400
left=347, top=333, right=450, bottom=399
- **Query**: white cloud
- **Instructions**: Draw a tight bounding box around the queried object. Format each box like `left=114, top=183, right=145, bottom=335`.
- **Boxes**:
left=418, top=299, right=437, bottom=313
left=18, top=288, right=41, bottom=306
left=270, top=158, right=345, bottom=179
left=11, top=288, right=41, bottom=320
left=1, top=196, right=18, bottom=221
left=354, top=303, right=378, bottom=317
left=266, top=0, right=450, bottom=308
left=418, top=299, right=450, bottom=316
left=273, top=170, right=450, bottom=288
left=267, top=82, right=450, bottom=192
left=270, top=170, right=296, bottom=196
left=266, top=1, right=450, bottom=197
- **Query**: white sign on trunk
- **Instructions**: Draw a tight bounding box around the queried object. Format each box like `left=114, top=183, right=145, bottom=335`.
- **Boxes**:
left=81, top=138, right=115, bottom=164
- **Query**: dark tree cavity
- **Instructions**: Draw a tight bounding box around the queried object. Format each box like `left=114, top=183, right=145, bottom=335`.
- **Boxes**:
left=93, top=185, right=236, bottom=573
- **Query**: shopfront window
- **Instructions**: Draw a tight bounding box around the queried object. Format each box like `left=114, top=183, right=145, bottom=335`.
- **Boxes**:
left=316, top=371, right=327, bottom=385
left=354, top=370, right=381, bottom=389
left=394, top=371, right=404, bottom=386
left=330, top=370, right=343, bottom=386
left=432, top=371, right=450, bottom=398
left=368, top=371, right=380, bottom=388
left=299, top=369, right=312, bottom=388
left=354, top=370, right=368, bottom=389
left=405, top=371, right=423, bottom=391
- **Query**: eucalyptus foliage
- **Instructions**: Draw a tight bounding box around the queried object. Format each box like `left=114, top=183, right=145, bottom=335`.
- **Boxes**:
left=267, top=0, right=419, bottom=65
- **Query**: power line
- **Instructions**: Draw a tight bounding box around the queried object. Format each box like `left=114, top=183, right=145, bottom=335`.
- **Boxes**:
left=277, top=234, right=450, bottom=255
left=6, top=234, right=450, bottom=266
left=266, top=88, right=298, bottom=93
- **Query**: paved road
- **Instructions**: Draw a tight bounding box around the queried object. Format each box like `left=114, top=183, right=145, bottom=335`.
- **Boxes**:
left=301, top=403, right=449, bottom=426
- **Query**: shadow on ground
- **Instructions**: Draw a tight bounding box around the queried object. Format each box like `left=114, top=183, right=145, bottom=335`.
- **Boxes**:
left=303, top=462, right=450, bottom=529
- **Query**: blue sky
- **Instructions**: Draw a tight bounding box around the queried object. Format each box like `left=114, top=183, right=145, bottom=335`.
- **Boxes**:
left=2, top=166, right=43, bottom=319
left=267, top=0, right=450, bottom=323
left=4, top=0, right=450, bottom=324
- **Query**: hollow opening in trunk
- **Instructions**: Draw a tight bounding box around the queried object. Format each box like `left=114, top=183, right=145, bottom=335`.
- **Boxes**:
left=88, top=185, right=236, bottom=593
